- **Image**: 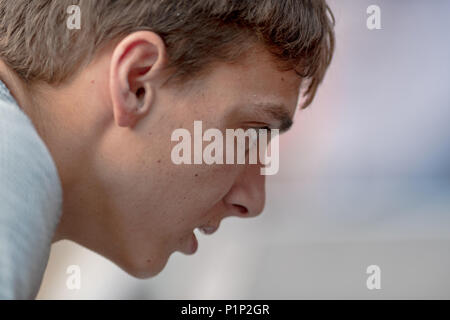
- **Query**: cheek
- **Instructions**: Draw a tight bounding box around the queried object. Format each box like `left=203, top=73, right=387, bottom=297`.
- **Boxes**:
left=190, top=163, right=239, bottom=196
left=160, top=164, right=238, bottom=223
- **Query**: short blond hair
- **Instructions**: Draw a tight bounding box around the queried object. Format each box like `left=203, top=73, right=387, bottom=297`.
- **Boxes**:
left=0, top=0, right=335, bottom=108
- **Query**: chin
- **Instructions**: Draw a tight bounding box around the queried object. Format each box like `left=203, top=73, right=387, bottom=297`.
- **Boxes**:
left=115, top=250, right=171, bottom=279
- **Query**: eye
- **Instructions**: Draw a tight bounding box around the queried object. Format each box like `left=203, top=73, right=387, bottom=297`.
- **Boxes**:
left=245, top=126, right=272, bottom=152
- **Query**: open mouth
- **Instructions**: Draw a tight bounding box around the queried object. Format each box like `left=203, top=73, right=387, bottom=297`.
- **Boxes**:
left=180, top=225, right=219, bottom=255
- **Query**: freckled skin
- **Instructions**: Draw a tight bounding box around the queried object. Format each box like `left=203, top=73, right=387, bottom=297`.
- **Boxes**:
left=23, top=34, right=302, bottom=279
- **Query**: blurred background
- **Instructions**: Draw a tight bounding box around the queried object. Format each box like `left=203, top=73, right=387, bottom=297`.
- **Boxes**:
left=37, top=0, right=450, bottom=299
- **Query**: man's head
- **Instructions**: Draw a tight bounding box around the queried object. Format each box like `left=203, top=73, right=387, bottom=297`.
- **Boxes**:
left=0, top=0, right=334, bottom=277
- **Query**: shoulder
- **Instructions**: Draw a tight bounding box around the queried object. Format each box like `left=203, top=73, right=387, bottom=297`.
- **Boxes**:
left=0, top=82, right=63, bottom=299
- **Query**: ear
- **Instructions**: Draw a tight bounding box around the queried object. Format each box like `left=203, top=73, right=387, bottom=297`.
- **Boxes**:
left=109, top=31, right=168, bottom=128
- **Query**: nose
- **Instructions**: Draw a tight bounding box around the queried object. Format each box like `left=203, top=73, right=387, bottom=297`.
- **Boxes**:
left=223, top=164, right=266, bottom=218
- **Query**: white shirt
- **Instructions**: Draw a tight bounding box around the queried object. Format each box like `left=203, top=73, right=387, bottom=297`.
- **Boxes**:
left=0, top=80, right=63, bottom=299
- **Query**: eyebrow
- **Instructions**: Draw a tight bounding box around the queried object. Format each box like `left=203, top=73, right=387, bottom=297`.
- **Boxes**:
left=249, top=102, right=294, bottom=133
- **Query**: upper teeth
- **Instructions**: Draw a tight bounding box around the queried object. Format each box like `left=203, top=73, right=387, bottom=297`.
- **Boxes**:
left=198, top=226, right=216, bottom=235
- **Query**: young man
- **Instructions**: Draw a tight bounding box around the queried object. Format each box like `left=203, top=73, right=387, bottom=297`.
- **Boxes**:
left=0, top=0, right=334, bottom=299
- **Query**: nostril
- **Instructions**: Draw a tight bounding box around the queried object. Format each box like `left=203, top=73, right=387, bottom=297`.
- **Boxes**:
left=233, top=204, right=248, bottom=215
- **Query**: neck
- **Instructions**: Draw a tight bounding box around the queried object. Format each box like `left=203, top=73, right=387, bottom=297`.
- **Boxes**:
left=0, top=59, right=108, bottom=244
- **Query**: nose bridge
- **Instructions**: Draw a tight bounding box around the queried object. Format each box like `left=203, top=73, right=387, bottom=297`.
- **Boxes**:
left=223, top=164, right=266, bottom=218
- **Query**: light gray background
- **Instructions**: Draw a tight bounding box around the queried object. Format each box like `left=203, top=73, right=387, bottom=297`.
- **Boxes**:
left=38, top=0, right=450, bottom=299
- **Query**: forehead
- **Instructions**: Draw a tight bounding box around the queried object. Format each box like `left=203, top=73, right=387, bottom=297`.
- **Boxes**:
left=204, top=44, right=303, bottom=121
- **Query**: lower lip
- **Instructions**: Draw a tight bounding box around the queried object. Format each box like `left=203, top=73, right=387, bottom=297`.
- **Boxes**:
left=187, top=232, right=198, bottom=254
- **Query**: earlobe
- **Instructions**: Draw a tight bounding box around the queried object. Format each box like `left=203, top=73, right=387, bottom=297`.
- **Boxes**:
left=109, top=31, right=167, bottom=128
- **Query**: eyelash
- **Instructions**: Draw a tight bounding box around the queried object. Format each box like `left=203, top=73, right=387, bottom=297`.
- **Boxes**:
left=252, top=126, right=271, bottom=132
